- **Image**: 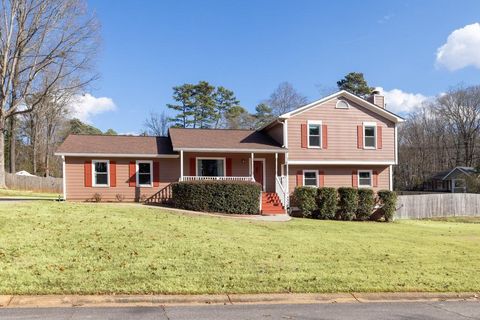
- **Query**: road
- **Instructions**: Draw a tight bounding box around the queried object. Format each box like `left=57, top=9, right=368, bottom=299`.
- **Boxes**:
left=1, top=301, right=479, bottom=320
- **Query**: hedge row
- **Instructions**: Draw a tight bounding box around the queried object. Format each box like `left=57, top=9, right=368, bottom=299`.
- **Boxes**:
left=171, top=181, right=262, bottom=214
left=292, top=187, right=397, bottom=222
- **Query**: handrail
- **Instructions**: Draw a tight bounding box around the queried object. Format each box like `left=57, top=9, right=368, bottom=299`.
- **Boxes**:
left=144, top=183, right=173, bottom=205
left=275, top=175, right=288, bottom=209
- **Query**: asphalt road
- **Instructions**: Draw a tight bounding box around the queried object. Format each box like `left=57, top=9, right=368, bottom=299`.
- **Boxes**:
left=1, top=301, right=479, bottom=320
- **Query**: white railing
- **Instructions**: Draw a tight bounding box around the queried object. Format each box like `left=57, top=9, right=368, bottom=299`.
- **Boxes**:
left=180, top=176, right=255, bottom=182
left=275, top=175, right=288, bottom=209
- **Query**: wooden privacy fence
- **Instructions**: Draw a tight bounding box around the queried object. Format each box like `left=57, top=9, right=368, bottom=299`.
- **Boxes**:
left=6, top=173, right=63, bottom=193
left=396, top=193, right=480, bottom=219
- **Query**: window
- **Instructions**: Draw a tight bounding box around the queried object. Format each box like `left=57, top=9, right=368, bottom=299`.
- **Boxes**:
left=136, top=160, right=153, bottom=187
left=197, top=158, right=225, bottom=177
left=93, top=160, right=109, bottom=187
left=303, top=170, right=318, bottom=187
left=307, top=120, right=322, bottom=148
left=336, top=100, right=349, bottom=109
left=363, top=122, right=376, bottom=149
left=358, top=170, right=372, bottom=187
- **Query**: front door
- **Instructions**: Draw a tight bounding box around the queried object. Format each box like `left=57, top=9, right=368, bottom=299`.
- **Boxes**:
left=254, top=160, right=265, bottom=190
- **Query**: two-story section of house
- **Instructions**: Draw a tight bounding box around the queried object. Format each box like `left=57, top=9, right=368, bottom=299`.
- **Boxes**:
left=56, top=90, right=404, bottom=214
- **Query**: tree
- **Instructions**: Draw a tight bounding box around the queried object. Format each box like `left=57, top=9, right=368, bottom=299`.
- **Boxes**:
left=213, top=86, right=239, bottom=128
left=143, top=111, right=170, bottom=136
left=336, top=72, right=374, bottom=97
left=66, top=119, right=102, bottom=135
left=267, top=82, right=307, bottom=116
left=192, top=81, right=216, bottom=128
left=225, top=106, right=254, bottom=129
left=0, top=0, right=99, bottom=187
left=167, top=84, right=196, bottom=128
left=104, top=129, right=117, bottom=135
left=254, top=103, right=274, bottom=128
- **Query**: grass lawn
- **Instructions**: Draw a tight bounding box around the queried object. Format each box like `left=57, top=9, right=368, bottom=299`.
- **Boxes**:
left=0, top=202, right=479, bottom=295
left=0, top=189, right=60, bottom=198
left=426, top=216, right=480, bottom=224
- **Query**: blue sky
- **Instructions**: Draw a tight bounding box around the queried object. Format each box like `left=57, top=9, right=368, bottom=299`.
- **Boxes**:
left=81, top=0, right=480, bottom=133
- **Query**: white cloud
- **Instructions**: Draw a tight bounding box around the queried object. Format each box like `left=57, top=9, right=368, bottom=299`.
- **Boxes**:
left=375, top=87, right=430, bottom=114
left=436, top=22, right=480, bottom=71
left=68, top=93, right=116, bottom=123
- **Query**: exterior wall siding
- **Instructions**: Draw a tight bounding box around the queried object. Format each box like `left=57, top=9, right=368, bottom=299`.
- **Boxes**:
left=287, top=97, right=395, bottom=161
left=287, top=165, right=391, bottom=193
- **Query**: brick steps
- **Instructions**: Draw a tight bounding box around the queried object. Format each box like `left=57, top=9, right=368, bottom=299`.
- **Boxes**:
left=261, top=192, right=285, bottom=215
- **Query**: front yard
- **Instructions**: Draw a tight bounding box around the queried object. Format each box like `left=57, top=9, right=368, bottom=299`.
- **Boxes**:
left=0, top=201, right=479, bottom=294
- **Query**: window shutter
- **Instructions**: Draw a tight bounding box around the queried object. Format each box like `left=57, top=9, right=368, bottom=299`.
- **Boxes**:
left=352, top=170, right=358, bottom=187
left=84, top=160, right=92, bottom=187
left=322, top=125, right=328, bottom=149
left=373, top=170, right=378, bottom=187
left=296, top=170, right=303, bottom=186
left=129, top=161, right=136, bottom=187
left=110, top=161, right=116, bottom=187
left=377, top=125, right=383, bottom=149
left=189, top=158, right=196, bottom=176
left=226, top=158, right=232, bottom=176
left=301, top=123, right=307, bottom=148
left=153, top=161, right=160, bottom=187
left=319, top=171, right=325, bottom=187
left=357, top=126, right=363, bottom=149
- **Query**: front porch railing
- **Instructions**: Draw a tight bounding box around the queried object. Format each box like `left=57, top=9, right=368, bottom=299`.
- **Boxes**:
left=275, top=175, right=288, bottom=210
left=180, top=176, right=255, bottom=182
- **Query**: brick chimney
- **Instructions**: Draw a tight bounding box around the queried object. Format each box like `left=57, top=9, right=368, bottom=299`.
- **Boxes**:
left=367, top=90, right=385, bottom=109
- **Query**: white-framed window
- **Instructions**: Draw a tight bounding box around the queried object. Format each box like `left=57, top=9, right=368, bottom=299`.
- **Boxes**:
left=307, top=120, right=322, bottom=148
left=363, top=122, right=376, bottom=149
left=92, top=160, right=109, bottom=187
left=197, top=157, right=225, bottom=177
left=136, top=160, right=153, bottom=187
left=336, top=100, right=349, bottom=109
left=358, top=170, right=373, bottom=187
left=303, top=170, right=318, bottom=187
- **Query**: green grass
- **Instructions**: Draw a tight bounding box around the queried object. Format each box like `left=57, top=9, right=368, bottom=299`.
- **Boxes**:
left=425, top=216, right=480, bottom=224
left=0, top=189, right=60, bottom=198
left=0, top=202, right=479, bottom=295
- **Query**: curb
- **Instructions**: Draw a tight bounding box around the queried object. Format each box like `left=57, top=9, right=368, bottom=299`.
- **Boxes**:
left=0, top=292, right=478, bottom=308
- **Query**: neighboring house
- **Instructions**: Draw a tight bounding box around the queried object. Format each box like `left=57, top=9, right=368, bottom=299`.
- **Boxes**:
left=423, top=167, right=477, bottom=193
left=55, top=90, right=404, bottom=214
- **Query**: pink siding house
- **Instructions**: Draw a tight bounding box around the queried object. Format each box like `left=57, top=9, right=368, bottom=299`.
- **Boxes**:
left=56, top=90, right=404, bottom=214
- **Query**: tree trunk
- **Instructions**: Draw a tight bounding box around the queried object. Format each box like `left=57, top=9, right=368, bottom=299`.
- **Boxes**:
left=8, top=116, right=15, bottom=173
left=0, top=116, right=6, bottom=188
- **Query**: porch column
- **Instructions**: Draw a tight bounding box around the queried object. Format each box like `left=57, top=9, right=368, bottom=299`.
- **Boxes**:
left=275, top=152, right=278, bottom=177
left=180, top=150, right=184, bottom=181
left=250, top=152, right=254, bottom=179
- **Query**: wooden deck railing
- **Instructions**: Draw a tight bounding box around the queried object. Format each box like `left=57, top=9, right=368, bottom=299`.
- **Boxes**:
left=144, top=184, right=173, bottom=206
left=180, top=176, right=255, bottom=182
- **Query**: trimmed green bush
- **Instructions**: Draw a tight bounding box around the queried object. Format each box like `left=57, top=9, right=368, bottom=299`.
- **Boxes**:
left=377, top=190, right=398, bottom=222
left=338, top=187, right=358, bottom=221
left=316, top=187, right=337, bottom=219
left=171, top=181, right=262, bottom=214
left=356, top=188, right=375, bottom=221
left=293, top=187, right=318, bottom=218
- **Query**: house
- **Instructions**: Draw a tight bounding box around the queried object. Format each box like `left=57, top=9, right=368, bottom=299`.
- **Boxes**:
left=422, top=167, right=477, bottom=193
left=55, top=90, right=405, bottom=214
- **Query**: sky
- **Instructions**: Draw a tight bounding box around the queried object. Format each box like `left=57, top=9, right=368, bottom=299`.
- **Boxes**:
left=76, top=0, right=480, bottom=133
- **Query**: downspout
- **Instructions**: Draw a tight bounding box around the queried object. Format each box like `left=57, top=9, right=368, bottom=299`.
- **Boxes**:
left=62, top=156, right=66, bottom=201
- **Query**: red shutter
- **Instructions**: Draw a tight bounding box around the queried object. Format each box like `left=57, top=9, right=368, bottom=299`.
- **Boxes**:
left=357, top=125, right=363, bottom=149
left=129, top=161, right=136, bottom=187
left=301, top=123, right=307, bottom=148
left=373, top=170, right=378, bottom=187
left=110, top=161, right=116, bottom=187
left=189, top=158, right=196, bottom=176
left=322, top=125, right=328, bottom=149
left=84, top=160, right=92, bottom=187
left=296, top=170, right=303, bottom=186
left=319, top=171, right=325, bottom=187
left=352, top=170, right=358, bottom=187
left=377, top=125, right=383, bottom=149
left=153, top=161, right=160, bottom=187
left=226, top=158, right=232, bottom=176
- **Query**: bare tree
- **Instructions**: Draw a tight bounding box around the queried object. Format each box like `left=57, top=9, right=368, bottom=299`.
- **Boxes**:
left=0, top=0, right=99, bottom=186
left=143, top=111, right=170, bottom=136
left=267, top=82, right=308, bottom=115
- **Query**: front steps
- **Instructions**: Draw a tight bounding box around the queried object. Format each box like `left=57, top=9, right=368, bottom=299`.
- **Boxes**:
left=261, top=192, right=285, bottom=215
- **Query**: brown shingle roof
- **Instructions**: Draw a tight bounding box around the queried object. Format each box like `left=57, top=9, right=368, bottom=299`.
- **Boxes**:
left=168, top=128, right=284, bottom=151
left=56, top=135, right=175, bottom=155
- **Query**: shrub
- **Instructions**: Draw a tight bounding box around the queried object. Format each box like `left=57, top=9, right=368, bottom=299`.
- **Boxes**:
left=292, top=187, right=318, bottom=218
left=338, top=187, right=358, bottom=221
left=316, top=187, right=337, bottom=219
left=115, top=194, right=125, bottom=202
left=377, top=190, right=397, bottom=222
left=92, top=193, right=102, bottom=202
left=171, top=181, right=261, bottom=214
left=356, top=188, right=375, bottom=221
